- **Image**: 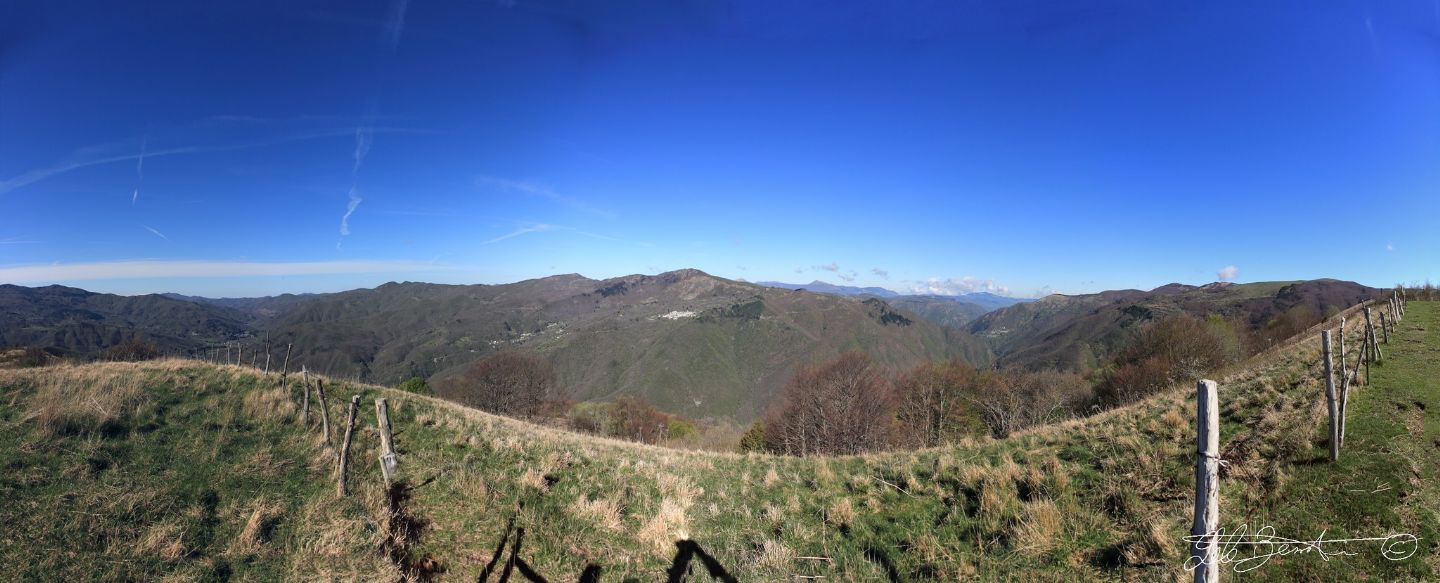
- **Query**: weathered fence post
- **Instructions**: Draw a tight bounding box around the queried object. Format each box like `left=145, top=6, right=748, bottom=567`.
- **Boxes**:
left=279, top=343, right=293, bottom=385
left=337, top=395, right=360, bottom=496
left=376, top=398, right=398, bottom=487
left=1338, top=320, right=1349, bottom=445
left=316, top=378, right=333, bottom=447
left=1191, top=379, right=1220, bottom=583
left=1323, top=331, right=1339, bottom=461
left=1380, top=312, right=1391, bottom=344
left=300, top=367, right=311, bottom=425
left=1365, top=306, right=1383, bottom=362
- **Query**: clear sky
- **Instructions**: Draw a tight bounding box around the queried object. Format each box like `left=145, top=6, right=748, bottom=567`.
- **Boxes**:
left=2, top=1, right=1437, bottom=298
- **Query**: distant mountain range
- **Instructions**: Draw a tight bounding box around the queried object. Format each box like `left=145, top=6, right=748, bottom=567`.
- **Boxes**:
left=1, top=272, right=1381, bottom=421
left=755, top=281, right=1032, bottom=327
left=3, top=271, right=989, bottom=421
left=969, top=279, right=1377, bottom=371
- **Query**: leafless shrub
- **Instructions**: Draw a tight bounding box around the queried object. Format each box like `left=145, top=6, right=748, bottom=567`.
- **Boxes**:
left=762, top=351, right=895, bottom=455
left=437, top=351, right=556, bottom=418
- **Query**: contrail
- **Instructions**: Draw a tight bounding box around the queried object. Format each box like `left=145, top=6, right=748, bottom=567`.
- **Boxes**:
left=0, top=126, right=427, bottom=195
left=340, top=185, right=362, bottom=236
left=141, top=224, right=168, bottom=241
left=132, top=136, right=146, bottom=205
left=382, top=0, right=409, bottom=51
left=337, top=0, right=408, bottom=246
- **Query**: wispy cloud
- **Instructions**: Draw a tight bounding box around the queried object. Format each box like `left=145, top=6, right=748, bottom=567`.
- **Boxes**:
left=382, top=0, right=409, bottom=50
left=1386, top=242, right=1395, bottom=252
left=871, top=268, right=889, bottom=279
left=483, top=223, right=554, bottom=245
left=1217, top=265, right=1239, bottom=281
left=340, top=186, right=363, bottom=237
left=141, top=225, right=169, bottom=241
left=811, top=262, right=840, bottom=272
left=0, top=259, right=450, bottom=283
left=132, top=136, right=147, bottom=205
left=913, top=276, right=1012, bottom=296
left=0, top=121, right=426, bottom=196
left=0, top=236, right=41, bottom=245
left=475, top=175, right=617, bottom=219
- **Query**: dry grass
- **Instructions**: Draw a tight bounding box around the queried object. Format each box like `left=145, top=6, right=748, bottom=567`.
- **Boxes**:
left=18, top=365, right=149, bottom=436
left=570, top=496, right=624, bottom=532
left=230, top=498, right=285, bottom=556
left=1011, top=499, right=1063, bottom=557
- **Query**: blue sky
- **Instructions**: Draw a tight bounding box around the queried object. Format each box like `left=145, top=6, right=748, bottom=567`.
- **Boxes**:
left=2, top=1, right=1437, bottom=298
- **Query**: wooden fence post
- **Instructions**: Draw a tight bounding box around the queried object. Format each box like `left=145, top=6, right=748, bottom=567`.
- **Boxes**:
left=337, top=395, right=360, bottom=496
left=1338, top=320, right=1349, bottom=445
left=1323, top=331, right=1339, bottom=461
left=280, top=343, right=293, bottom=385
left=376, top=398, right=398, bottom=486
left=1380, top=312, right=1391, bottom=344
left=1365, top=306, right=1383, bottom=362
left=301, top=366, right=311, bottom=425
left=316, top=379, right=332, bottom=447
left=1191, top=379, right=1220, bottom=583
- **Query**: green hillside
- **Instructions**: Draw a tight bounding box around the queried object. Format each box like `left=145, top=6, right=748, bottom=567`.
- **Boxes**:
left=2, top=301, right=1434, bottom=581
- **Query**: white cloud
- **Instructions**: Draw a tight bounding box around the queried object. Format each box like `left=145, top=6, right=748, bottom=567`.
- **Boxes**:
left=339, top=185, right=362, bottom=236
left=912, top=276, right=1012, bottom=296
left=0, top=259, right=450, bottom=283
left=1386, top=242, right=1395, bottom=252
left=1217, top=265, right=1239, bottom=281
left=811, top=262, right=840, bottom=272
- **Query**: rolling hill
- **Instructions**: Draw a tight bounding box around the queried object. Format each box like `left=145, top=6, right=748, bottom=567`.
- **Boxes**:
left=0, top=284, right=250, bottom=355
left=259, top=269, right=990, bottom=421
left=969, top=279, right=1377, bottom=372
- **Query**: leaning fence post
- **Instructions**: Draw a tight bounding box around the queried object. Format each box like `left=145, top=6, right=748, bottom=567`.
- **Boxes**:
left=1380, top=312, right=1391, bottom=344
left=1191, top=379, right=1220, bottom=583
left=376, top=398, right=398, bottom=487
left=337, top=395, right=360, bottom=496
left=279, top=343, right=293, bottom=385
left=1365, top=306, right=1383, bottom=362
left=1322, top=331, right=1339, bottom=461
left=316, top=378, right=333, bottom=447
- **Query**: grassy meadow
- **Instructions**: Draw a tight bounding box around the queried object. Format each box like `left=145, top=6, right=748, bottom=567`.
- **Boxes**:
left=1, top=301, right=1436, bottom=581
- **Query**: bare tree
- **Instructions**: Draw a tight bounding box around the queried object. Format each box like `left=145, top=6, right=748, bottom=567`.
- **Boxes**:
left=894, top=357, right=979, bottom=448
left=763, top=351, right=895, bottom=456
left=968, top=368, right=1090, bottom=438
left=438, top=352, right=556, bottom=418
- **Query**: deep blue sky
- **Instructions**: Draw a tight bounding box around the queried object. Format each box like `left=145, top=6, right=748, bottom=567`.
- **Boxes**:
left=2, top=1, right=1437, bottom=297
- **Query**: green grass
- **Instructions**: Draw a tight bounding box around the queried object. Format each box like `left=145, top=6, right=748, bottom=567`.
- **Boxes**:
left=1, top=302, right=1436, bottom=581
left=1231, top=300, right=1440, bottom=580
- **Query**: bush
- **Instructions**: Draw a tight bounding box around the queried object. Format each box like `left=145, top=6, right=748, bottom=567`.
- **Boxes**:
left=566, top=396, right=696, bottom=445
left=396, top=376, right=430, bottom=394
left=737, top=421, right=766, bottom=453
left=101, top=338, right=161, bottom=362
left=1094, top=314, right=1243, bottom=407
